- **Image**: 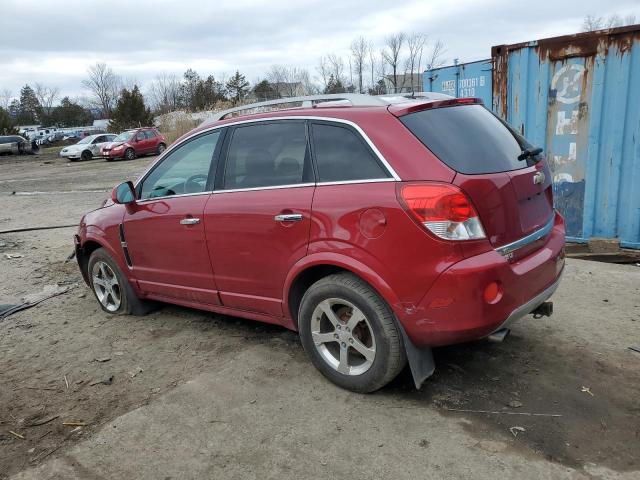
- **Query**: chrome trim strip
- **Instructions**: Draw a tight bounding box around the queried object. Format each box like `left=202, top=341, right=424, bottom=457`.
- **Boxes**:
left=136, top=191, right=213, bottom=204
left=135, top=116, right=402, bottom=185
left=495, top=214, right=556, bottom=256
left=213, top=183, right=315, bottom=194
left=489, top=271, right=563, bottom=335
left=316, top=178, right=396, bottom=186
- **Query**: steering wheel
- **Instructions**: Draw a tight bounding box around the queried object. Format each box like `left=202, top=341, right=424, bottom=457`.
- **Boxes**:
left=184, top=174, right=208, bottom=193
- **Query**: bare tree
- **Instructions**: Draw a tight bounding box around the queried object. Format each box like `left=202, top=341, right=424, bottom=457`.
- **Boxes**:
left=350, top=36, right=369, bottom=93
left=382, top=32, right=405, bottom=93
left=148, top=73, right=181, bottom=113
left=267, top=65, right=313, bottom=97
left=81, top=62, right=122, bottom=118
left=0, top=89, right=12, bottom=110
left=583, top=13, right=637, bottom=31
left=404, top=33, right=426, bottom=94
left=34, top=83, right=60, bottom=116
left=316, top=56, right=331, bottom=92
left=425, top=40, right=446, bottom=71
left=326, top=54, right=346, bottom=86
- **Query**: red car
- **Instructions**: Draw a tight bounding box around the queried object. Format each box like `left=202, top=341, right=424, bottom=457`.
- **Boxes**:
left=75, top=94, right=565, bottom=392
left=101, top=127, right=166, bottom=161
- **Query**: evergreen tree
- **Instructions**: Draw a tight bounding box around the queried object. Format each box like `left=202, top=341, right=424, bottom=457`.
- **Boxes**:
left=17, top=84, right=41, bottom=124
left=0, top=107, right=18, bottom=134
left=225, top=71, right=249, bottom=106
left=253, top=80, right=277, bottom=101
left=51, top=97, right=94, bottom=127
left=324, top=75, right=346, bottom=94
left=108, top=86, right=154, bottom=133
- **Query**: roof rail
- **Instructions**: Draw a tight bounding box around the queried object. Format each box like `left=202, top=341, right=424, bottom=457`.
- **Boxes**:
left=202, top=94, right=388, bottom=124
left=200, top=92, right=454, bottom=126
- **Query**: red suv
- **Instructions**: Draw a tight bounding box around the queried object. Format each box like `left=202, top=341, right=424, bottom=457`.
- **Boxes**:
left=101, top=127, right=166, bottom=161
left=75, top=94, right=565, bottom=392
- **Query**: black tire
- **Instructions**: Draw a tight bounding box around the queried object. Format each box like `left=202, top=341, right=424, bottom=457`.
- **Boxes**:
left=81, top=150, right=92, bottom=161
left=87, top=248, right=156, bottom=315
left=298, top=273, right=406, bottom=393
left=157, top=143, right=166, bottom=155
left=124, top=148, right=136, bottom=161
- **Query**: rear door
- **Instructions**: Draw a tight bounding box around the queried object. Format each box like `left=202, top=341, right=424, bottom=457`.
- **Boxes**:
left=123, top=130, right=224, bottom=304
left=203, top=120, right=314, bottom=318
left=399, top=103, right=554, bottom=250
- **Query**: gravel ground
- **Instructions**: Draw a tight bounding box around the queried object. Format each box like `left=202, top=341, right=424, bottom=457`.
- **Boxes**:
left=1, top=151, right=639, bottom=479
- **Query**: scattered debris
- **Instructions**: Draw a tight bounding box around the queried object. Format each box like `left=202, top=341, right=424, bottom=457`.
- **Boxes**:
left=509, top=426, right=526, bottom=437
left=9, top=430, right=24, bottom=440
left=78, top=292, right=86, bottom=298
left=93, top=357, right=111, bottom=363
left=418, top=439, right=430, bottom=448
left=62, top=421, right=87, bottom=427
left=629, top=346, right=640, bottom=354
left=89, top=375, right=113, bottom=386
left=444, top=408, right=561, bottom=417
left=4, top=253, right=23, bottom=259
left=508, top=400, right=523, bottom=408
left=128, top=367, right=143, bottom=378
left=581, top=386, right=594, bottom=397
left=25, top=415, right=59, bottom=428
left=64, top=375, right=69, bottom=390
left=1, top=284, right=72, bottom=320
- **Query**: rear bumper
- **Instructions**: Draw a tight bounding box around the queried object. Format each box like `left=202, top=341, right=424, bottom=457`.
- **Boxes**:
left=399, top=211, right=566, bottom=347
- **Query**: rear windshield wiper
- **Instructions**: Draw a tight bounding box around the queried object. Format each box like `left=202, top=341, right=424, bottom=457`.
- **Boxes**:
left=517, top=147, right=543, bottom=162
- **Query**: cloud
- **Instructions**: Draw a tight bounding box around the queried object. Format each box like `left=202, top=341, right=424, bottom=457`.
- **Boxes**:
left=0, top=0, right=637, bottom=99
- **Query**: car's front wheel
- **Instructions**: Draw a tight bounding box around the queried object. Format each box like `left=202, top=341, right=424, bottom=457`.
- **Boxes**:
left=87, top=248, right=155, bottom=315
left=298, top=273, right=406, bottom=393
left=124, top=148, right=136, bottom=161
left=81, top=150, right=92, bottom=161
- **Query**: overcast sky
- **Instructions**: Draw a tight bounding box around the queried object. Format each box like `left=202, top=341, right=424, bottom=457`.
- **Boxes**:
left=1, top=0, right=638, bottom=101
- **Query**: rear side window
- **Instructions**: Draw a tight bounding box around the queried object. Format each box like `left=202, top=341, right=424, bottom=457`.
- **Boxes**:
left=400, top=104, right=526, bottom=174
left=311, top=123, right=390, bottom=182
left=223, top=121, right=309, bottom=189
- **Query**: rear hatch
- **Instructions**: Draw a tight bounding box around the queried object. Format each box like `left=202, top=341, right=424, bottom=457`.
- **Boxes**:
left=397, top=101, right=554, bottom=251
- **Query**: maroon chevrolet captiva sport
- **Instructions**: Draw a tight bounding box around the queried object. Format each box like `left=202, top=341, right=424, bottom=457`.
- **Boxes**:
left=75, top=93, right=565, bottom=392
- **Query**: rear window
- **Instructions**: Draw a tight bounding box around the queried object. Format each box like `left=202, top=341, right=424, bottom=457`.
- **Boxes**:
left=400, top=104, right=528, bottom=174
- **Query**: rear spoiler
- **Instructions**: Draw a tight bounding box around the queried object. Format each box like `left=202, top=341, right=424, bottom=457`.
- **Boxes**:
left=388, top=97, right=483, bottom=117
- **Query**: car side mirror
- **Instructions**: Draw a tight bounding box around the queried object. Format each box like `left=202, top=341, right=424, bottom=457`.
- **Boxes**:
left=111, top=181, right=136, bottom=204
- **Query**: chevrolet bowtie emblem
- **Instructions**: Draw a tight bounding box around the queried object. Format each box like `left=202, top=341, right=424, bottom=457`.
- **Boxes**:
left=533, top=171, right=545, bottom=185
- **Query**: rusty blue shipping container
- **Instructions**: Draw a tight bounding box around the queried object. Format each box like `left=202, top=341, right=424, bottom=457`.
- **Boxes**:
left=492, top=26, right=640, bottom=248
left=423, top=59, right=493, bottom=108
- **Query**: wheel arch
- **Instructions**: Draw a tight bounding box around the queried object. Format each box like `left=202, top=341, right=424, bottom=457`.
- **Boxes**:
left=283, top=253, right=401, bottom=330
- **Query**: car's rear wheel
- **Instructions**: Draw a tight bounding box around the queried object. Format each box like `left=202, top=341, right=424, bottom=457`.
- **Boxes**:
left=124, top=148, right=136, bottom=161
left=81, top=150, right=92, bottom=161
left=157, top=143, right=166, bottom=155
left=87, top=248, right=156, bottom=315
left=298, top=273, right=406, bottom=393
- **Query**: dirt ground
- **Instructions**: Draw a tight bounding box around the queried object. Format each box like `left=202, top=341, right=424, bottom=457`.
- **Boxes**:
left=1, top=151, right=639, bottom=479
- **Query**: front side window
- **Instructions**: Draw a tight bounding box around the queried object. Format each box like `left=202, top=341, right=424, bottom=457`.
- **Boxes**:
left=223, top=121, right=308, bottom=190
left=310, top=123, right=390, bottom=182
left=140, top=131, right=221, bottom=199
left=145, top=130, right=157, bottom=139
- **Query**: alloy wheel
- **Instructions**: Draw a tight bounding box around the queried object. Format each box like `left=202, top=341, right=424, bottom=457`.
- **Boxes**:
left=91, top=261, right=121, bottom=312
left=310, top=298, right=376, bottom=375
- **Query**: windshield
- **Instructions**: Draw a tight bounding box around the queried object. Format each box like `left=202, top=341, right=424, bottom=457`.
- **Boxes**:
left=114, top=131, right=134, bottom=142
left=77, top=136, right=92, bottom=144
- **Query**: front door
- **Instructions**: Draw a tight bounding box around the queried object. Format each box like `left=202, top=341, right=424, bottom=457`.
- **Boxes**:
left=204, top=120, right=314, bottom=317
left=124, top=129, right=224, bottom=304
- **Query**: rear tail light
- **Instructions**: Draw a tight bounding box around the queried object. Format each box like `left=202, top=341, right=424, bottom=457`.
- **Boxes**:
left=399, top=183, right=486, bottom=240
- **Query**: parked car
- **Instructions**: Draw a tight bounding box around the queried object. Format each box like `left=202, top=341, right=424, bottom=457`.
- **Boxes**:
left=101, top=128, right=166, bottom=161
left=75, top=94, right=565, bottom=393
left=0, top=135, right=35, bottom=155
left=59, top=134, right=117, bottom=161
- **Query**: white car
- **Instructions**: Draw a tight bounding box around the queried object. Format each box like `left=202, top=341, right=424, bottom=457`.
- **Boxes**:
left=59, top=134, right=116, bottom=161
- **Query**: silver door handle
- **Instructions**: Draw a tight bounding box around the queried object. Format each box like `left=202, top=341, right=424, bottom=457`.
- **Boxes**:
left=274, top=213, right=303, bottom=222
left=180, top=217, right=200, bottom=225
